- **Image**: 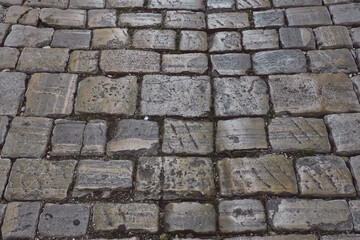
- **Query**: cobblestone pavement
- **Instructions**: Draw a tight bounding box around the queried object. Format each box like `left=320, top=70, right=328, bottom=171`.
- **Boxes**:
left=1, top=0, right=360, bottom=239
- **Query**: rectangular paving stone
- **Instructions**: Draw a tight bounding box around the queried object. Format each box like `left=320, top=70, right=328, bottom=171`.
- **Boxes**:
left=314, top=26, right=353, bottom=49
left=351, top=27, right=360, bottom=48
left=0, top=72, right=26, bottom=116
left=69, top=50, right=99, bottom=74
left=1, top=202, right=41, bottom=240
left=133, top=29, right=176, bottom=50
left=25, top=73, right=78, bottom=117
left=0, top=23, right=10, bottom=45
left=324, top=0, right=353, bottom=5
left=254, top=10, right=285, bottom=28
left=165, top=11, right=206, bottom=29
left=243, top=29, right=279, bottom=50
left=216, top=118, right=267, bottom=152
left=17, top=48, right=70, bottom=73
left=140, top=75, right=211, bottom=117
left=217, top=155, right=297, bottom=196
left=38, top=204, right=90, bottom=237
left=237, top=0, right=270, bottom=9
left=329, top=3, right=360, bottom=26
left=350, top=201, right=360, bottom=232
left=0, top=47, right=20, bottom=70
left=267, top=199, right=353, bottom=231
left=88, top=9, right=116, bottom=28
left=25, top=0, right=69, bottom=8
left=209, top=31, right=242, bottom=52
left=92, top=28, right=129, bottom=49
left=321, top=235, right=360, bottom=240
left=211, top=53, right=251, bottom=75
left=324, top=113, right=360, bottom=155
left=208, top=0, right=235, bottom=9
left=4, top=25, right=54, bottom=48
left=0, top=0, right=24, bottom=6
left=165, top=202, right=216, bottom=233
left=279, top=27, right=315, bottom=50
left=269, top=117, right=331, bottom=153
left=148, top=0, right=204, bottom=10
left=179, top=30, right=208, bottom=52
left=40, top=8, right=86, bottom=28
left=162, top=53, right=208, bottom=74
left=0, top=159, right=10, bottom=198
left=81, top=120, right=107, bottom=156
left=273, top=0, right=322, bottom=7
left=100, top=49, right=160, bottom=73
left=75, top=76, right=138, bottom=115
left=69, top=0, right=105, bottom=9
left=226, top=235, right=317, bottom=240
left=219, top=199, right=266, bottom=233
left=0, top=116, right=9, bottom=146
left=106, top=0, right=144, bottom=8
left=208, top=12, right=249, bottom=30
left=73, top=160, right=133, bottom=197
left=51, top=30, right=91, bottom=49
left=118, top=13, right=162, bottom=27
left=350, top=156, right=360, bottom=194
left=93, top=203, right=158, bottom=232
left=269, top=73, right=360, bottom=116
left=286, top=6, right=332, bottom=27
left=2, top=117, right=53, bottom=158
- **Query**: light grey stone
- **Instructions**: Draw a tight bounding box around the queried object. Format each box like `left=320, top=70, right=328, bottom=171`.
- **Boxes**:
left=51, top=30, right=91, bottom=49
left=88, top=9, right=116, bottom=28
left=0, top=72, right=26, bottom=116
left=351, top=27, right=360, bottom=48
left=148, top=0, right=204, bottom=10
left=92, top=28, right=129, bottom=49
left=350, top=156, right=360, bottom=194
left=40, top=8, right=86, bottom=28
left=4, top=25, right=54, bottom=48
left=0, top=159, right=11, bottom=197
left=3, top=5, right=31, bottom=24
left=162, top=53, right=208, bottom=74
left=18, top=8, right=40, bottom=26
left=0, top=116, right=9, bottom=146
left=208, top=12, right=249, bottom=30
left=0, top=0, right=24, bottom=6
left=243, top=29, right=279, bottom=50
left=209, top=31, right=242, bottom=52
left=207, top=0, right=235, bottom=9
left=0, top=23, right=10, bottom=45
left=68, top=50, right=99, bottom=74
left=69, top=0, right=105, bottom=9
left=350, top=201, right=360, bottom=232
left=211, top=53, right=251, bottom=75
left=25, top=0, right=69, bottom=8
left=254, top=9, right=285, bottom=28
left=0, top=47, right=19, bottom=70
left=118, top=13, right=162, bottom=27
left=133, top=29, right=176, bottom=50
left=273, top=0, right=322, bottom=7
left=279, top=27, right=315, bottom=50
left=81, top=120, right=107, bottom=156
left=179, top=30, right=208, bottom=52
left=106, top=0, right=144, bottom=8
left=237, top=0, right=270, bottom=9
left=165, top=11, right=206, bottom=29
left=324, top=0, right=353, bottom=5
left=314, top=26, right=353, bottom=49
left=286, top=6, right=332, bottom=27
left=329, top=3, right=360, bottom=26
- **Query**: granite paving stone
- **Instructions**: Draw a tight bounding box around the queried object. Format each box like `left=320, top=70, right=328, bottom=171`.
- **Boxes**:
left=165, top=11, right=206, bottom=30
left=350, top=201, right=360, bottom=232
left=39, top=8, right=87, bottom=28
left=0, top=116, right=9, bottom=146
left=209, top=31, right=242, bottom=52
left=18, top=8, right=39, bottom=26
left=3, top=5, right=31, bottom=24
left=24, top=0, right=69, bottom=8
left=321, top=235, right=360, bottom=240
left=207, top=0, right=235, bottom=10
left=133, top=29, right=176, bottom=50
left=351, top=27, right=360, bottom=48
left=162, top=53, right=208, bottom=74
left=207, top=12, right=249, bottom=30
left=106, top=0, right=144, bottom=8
left=226, top=235, right=317, bottom=240
left=135, top=157, right=162, bottom=200
left=69, top=0, right=105, bottom=9
left=350, top=156, right=360, bottom=194
left=211, top=53, right=251, bottom=75
left=0, top=73, right=26, bottom=116
left=118, top=13, right=162, bottom=27
left=88, top=9, right=116, bottom=28
left=68, top=50, right=99, bottom=74
left=329, top=3, right=360, bottom=26
left=0, top=23, right=10, bottom=44
left=314, top=26, right=353, bottom=49
left=0, top=0, right=24, bottom=6
left=279, top=27, right=315, bottom=50
left=0, top=159, right=11, bottom=197
left=253, top=10, right=285, bottom=28
left=273, top=0, right=322, bottom=7
left=147, top=0, right=204, bottom=10
left=4, top=25, right=54, bottom=48
left=51, top=30, right=91, bottom=49
left=236, top=0, right=270, bottom=9
left=179, top=30, right=208, bottom=52
left=242, top=29, right=279, bottom=50
left=0, top=47, right=20, bottom=70
left=92, top=28, right=129, bottom=49
left=286, top=7, right=332, bottom=27
left=81, top=120, right=107, bottom=156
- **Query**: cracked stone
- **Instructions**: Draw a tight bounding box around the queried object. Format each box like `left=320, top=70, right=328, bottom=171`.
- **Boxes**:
left=243, top=29, right=279, bottom=50
left=286, top=6, right=332, bottom=27
left=253, top=9, right=285, bottom=28
left=0, top=72, right=26, bottom=116
left=162, top=53, right=208, bottom=74
left=81, top=120, right=107, bottom=156
left=3, top=5, right=31, bottom=24
left=211, top=53, right=251, bottom=75
left=40, top=8, right=86, bottom=28
left=92, top=28, right=129, bottom=49
left=279, top=27, right=315, bottom=50
left=179, top=30, right=208, bottom=52
left=51, top=30, right=91, bottom=49
left=18, top=8, right=40, bottom=26
left=118, top=13, right=162, bottom=27
left=88, top=9, right=116, bottom=28
left=133, top=29, right=176, bottom=50
left=68, top=50, right=99, bottom=74
left=209, top=31, right=242, bottom=52
left=207, top=12, right=249, bottom=30
left=4, top=25, right=54, bottom=48
left=165, top=11, right=206, bottom=29
left=0, top=47, right=20, bottom=70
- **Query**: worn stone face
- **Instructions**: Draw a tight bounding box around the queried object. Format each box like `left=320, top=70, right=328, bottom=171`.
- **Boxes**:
left=118, top=13, right=162, bottom=27
left=211, top=54, right=251, bottom=75
left=350, top=201, right=360, bottom=232
left=350, top=156, right=360, bottom=194
left=4, top=6, right=32, bottom=24
left=268, top=117, right=331, bottom=153
left=207, top=0, right=235, bottom=9
left=133, top=29, right=176, bottom=50
left=237, top=0, right=270, bottom=9
left=267, top=199, right=353, bottom=231
left=81, top=120, right=107, bottom=156
left=209, top=31, right=242, bottom=52
left=69, top=50, right=99, bottom=74
left=92, top=28, right=129, bottom=49
left=254, top=10, right=285, bottom=28
left=214, top=76, right=269, bottom=116
left=0, top=23, right=10, bottom=44
left=0, top=0, right=24, bottom=6
left=4, top=25, right=54, bottom=48
left=180, top=31, right=208, bottom=51
left=40, top=8, right=86, bottom=28
left=140, top=75, right=211, bottom=117
left=0, top=73, right=26, bottom=116
left=329, top=3, right=360, bottom=26
left=165, top=11, right=206, bottom=29
left=314, top=26, right=353, bottom=49
left=0, top=159, right=11, bottom=197
left=273, top=0, right=321, bottom=7
left=51, top=30, right=91, bottom=49
left=0, top=47, right=20, bottom=70
left=165, top=202, right=216, bottom=233
left=5, top=159, right=76, bottom=201
left=69, top=0, right=105, bottom=9
left=243, top=29, right=279, bottom=50
left=148, top=0, right=204, bottom=10
left=75, top=76, right=138, bottom=115
left=286, top=7, right=332, bottom=27
left=25, top=0, right=69, bottom=8
left=38, top=204, right=90, bottom=237
left=0, top=116, right=9, bottom=146
left=106, top=0, right=144, bottom=8
left=93, top=203, right=159, bottom=232
left=107, top=119, right=159, bottom=156
left=2, top=117, right=53, bottom=158
left=18, top=8, right=40, bottom=26
left=216, top=118, right=267, bottom=152
left=279, top=27, right=315, bottom=50
left=135, top=157, right=162, bottom=200
left=88, top=9, right=116, bottom=28
left=162, top=53, right=208, bottom=74
left=207, top=12, right=249, bottom=30
left=351, top=27, right=360, bottom=48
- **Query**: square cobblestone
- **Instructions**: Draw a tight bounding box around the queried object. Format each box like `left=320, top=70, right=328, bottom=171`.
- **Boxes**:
left=0, top=72, right=26, bottom=116
left=279, top=27, right=315, bottom=50
left=88, top=9, right=116, bottom=28
left=209, top=31, right=242, bottom=52
left=81, top=120, right=107, bottom=156
left=68, top=50, right=99, bottom=74
left=0, top=47, right=20, bottom=70
left=92, top=28, right=129, bottom=49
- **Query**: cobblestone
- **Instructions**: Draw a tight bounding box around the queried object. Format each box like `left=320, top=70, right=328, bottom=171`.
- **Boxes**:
left=0, top=72, right=26, bottom=116
left=165, top=11, right=206, bottom=29
left=133, top=29, right=176, bottom=50
left=329, top=3, right=360, bottom=26
left=51, top=30, right=91, bottom=49
left=211, top=53, right=251, bottom=75
left=92, top=28, right=129, bottom=49
left=279, top=27, right=315, bottom=50
left=208, top=12, right=249, bottom=30
left=0, top=159, right=11, bottom=197
left=0, top=117, right=9, bottom=146
left=162, top=53, right=208, bottom=74
left=253, top=10, right=285, bottom=28
left=209, top=31, right=242, bottom=52
left=243, top=29, right=279, bottom=50
left=39, top=8, right=86, bottom=28
left=4, top=25, right=53, bottom=47
left=286, top=7, right=332, bottom=27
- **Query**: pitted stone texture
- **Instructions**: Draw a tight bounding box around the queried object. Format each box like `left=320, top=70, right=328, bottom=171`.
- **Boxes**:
left=0, top=116, right=9, bottom=146
left=286, top=7, right=332, bottom=27
left=107, top=119, right=159, bottom=156
left=314, top=26, right=353, bottom=49
left=25, top=0, right=69, bottom=8
left=207, top=0, right=235, bottom=9
left=162, top=119, right=213, bottom=155
left=209, top=32, right=242, bottom=52
left=165, top=11, right=206, bottom=29
left=329, top=3, right=360, bottom=26
left=165, top=202, right=216, bottom=233
left=92, top=28, right=129, bottom=49
left=25, top=73, right=78, bottom=117
left=351, top=28, right=360, bottom=48
left=4, top=25, right=54, bottom=48
left=88, top=9, right=116, bottom=28
left=208, top=12, right=249, bottom=30
left=216, top=118, right=267, bottom=152
left=133, top=29, right=176, bottom=50
left=219, top=200, right=266, bottom=233
left=308, top=49, right=358, bottom=74
left=325, top=113, right=360, bottom=155
left=180, top=31, right=208, bottom=52
left=81, top=120, right=107, bottom=156
left=51, top=120, right=85, bottom=156
left=0, top=159, right=11, bottom=197
left=0, top=23, right=10, bottom=45
left=0, top=47, right=19, bottom=70
left=17, top=48, right=69, bottom=73
left=350, top=201, right=360, bottom=232
left=38, top=204, right=90, bottom=237
left=1, top=202, right=41, bottom=240
left=254, top=10, right=285, bottom=28
left=217, top=155, right=297, bottom=196
left=0, top=72, right=26, bottom=116
left=269, top=73, right=360, bottom=116
left=214, top=76, right=269, bottom=116
left=73, top=160, right=133, bottom=197
left=4, top=5, right=31, bottom=24
left=100, top=50, right=160, bottom=73
left=5, top=159, right=76, bottom=201
left=350, top=156, right=360, bottom=194
left=211, top=54, right=251, bottom=75
left=140, top=75, right=211, bottom=117
left=75, top=76, right=138, bottom=115
left=93, top=203, right=159, bottom=232
left=273, top=0, right=322, bottom=7
left=279, top=28, right=315, bottom=50
left=69, top=50, right=99, bottom=74
left=148, top=0, right=204, bottom=10
left=269, top=117, right=330, bottom=153
left=321, top=235, right=360, bottom=240
left=106, top=0, right=144, bottom=8
left=118, top=13, right=162, bottom=27
left=135, top=157, right=162, bottom=200
left=70, top=0, right=105, bottom=9
left=267, top=199, right=353, bottom=231
left=51, top=30, right=91, bottom=49
left=40, top=8, right=86, bottom=28
left=227, top=235, right=317, bottom=240
left=237, top=0, right=270, bottom=9
left=253, top=50, right=306, bottom=75
left=2, top=117, right=52, bottom=158
left=296, top=156, right=355, bottom=197
left=162, top=53, right=208, bottom=74
left=243, top=29, right=279, bottom=50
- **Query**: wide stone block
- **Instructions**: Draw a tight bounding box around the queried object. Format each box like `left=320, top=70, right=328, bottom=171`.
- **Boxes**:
left=254, top=10, right=285, bottom=28
left=69, top=50, right=99, bottom=74
left=4, top=25, right=54, bottom=47
left=106, top=0, right=144, bottom=8
left=81, top=120, right=107, bottom=156
left=51, top=30, right=91, bottom=49
left=211, top=53, right=251, bottom=75
left=118, top=13, right=162, bottom=27
left=314, top=26, right=353, bottom=49
left=69, top=0, right=105, bottom=9
left=329, top=3, right=360, bottom=26
left=279, top=27, right=315, bottom=50
left=207, top=0, right=235, bottom=9
left=40, top=8, right=86, bottom=28
left=0, top=72, right=26, bottom=116
left=237, top=0, right=270, bottom=9
left=25, top=0, right=69, bottom=8
left=243, top=29, right=279, bottom=50
left=133, top=29, right=176, bottom=50
left=147, top=0, right=204, bottom=10
left=162, top=53, right=208, bottom=74
left=273, top=0, right=321, bottom=7
left=88, top=9, right=116, bottom=28
left=207, top=12, right=249, bottom=30
left=286, top=6, right=332, bottom=27
left=92, top=28, right=129, bottom=49
left=0, top=159, right=11, bottom=197
left=0, top=47, right=20, bottom=70
left=226, top=235, right=317, bottom=240
left=165, top=11, right=206, bottom=29
left=209, top=31, right=242, bottom=52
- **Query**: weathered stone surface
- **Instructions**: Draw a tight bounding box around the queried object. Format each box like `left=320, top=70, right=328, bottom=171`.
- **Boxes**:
left=217, top=155, right=297, bottom=196
left=165, top=11, right=206, bottom=29
left=325, top=113, right=360, bottom=155
left=269, top=73, right=360, bottom=116
left=321, top=235, right=360, bottom=240
left=25, top=0, right=69, bottom=8
left=92, top=28, right=129, bottom=49
left=214, top=76, right=269, bottom=116
left=350, top=156, right=360, bottom=194
left=40, top=8, right=86, bottom=28
left=4, top=25, right=53, bottom=48
left=69, top=0, right=105, bottom=9
left=81, top=120, right=107, bottom=156
left=133, top=29, right=176, bottom=50
left=118, top=13, right=162, bottom=27
left=140, top=75, right=211, bottom=117
left=207, top=0, right=235, bottom=9
left=107, top=119, right=159, bottom=156
left=0, top=0, right=24, bottom=6
left=3, top=5, right=31, bottom=24
left=100, top=50, right=160, bottom=73
left=350, top=201, right=360, bottom=232
left=17, top=48, right=69, bottom=73
left=1, top=202, right=41, bottom=240
left=38, top=204, right=90, bottom=237
left=106, top=0, right=144, bottom=8
left=18, top=8, right=39, bottom=26
left=286, top=7, right=332, bottom=27
left=279, top=27, right=315, bottom=50
left=0, top=159, right=11, bottom=197
left=208, top=12, right=249, bottom=30
left=135, top=157, right=162, bottom=200
left=314, top=26, right=352, bottom=49
left=51, top=30, right=91, bottom=49
left=269, top=117, right=330, bottom=153
left=75, top=76, right=138, bottom=115
left=216, top=118, right=267, bottom=152
left=243, top=29, right=279, bottom=50
left=273, top=0, right=321, bottom=7
left=0, top=204, right=6, bottom=227
left=2, top=117, right=52, bottom=158
left=180, top=31, right=207, bottom=51
left=162, top=53, right=208, bottom=74
left=162, top=119, right=213, bottom=155
left=237, top=0, right=270, bottom=9
left=0, top=23, right=10, bottom=44
left=0, top=116, right=9, bottom=146
left=209, top=31, right=242, bottom=52
left=5, top=159, right=76, bottom=201
left=148, top=0, right=204, bottom=10
left=226, top=235, right=317, bottom=240
left=0, top=73, right=26, bottom=116
left=51, top=120, right=85, bottom=156
left=211, top=54, right=251, bottom=75
left=253, top=50, right=306, bottom=75
left=25, top=73, right=78, bottom=117
left=267, top=199, right=353, bottom=231
left=88, top=9, right=116, bottom=28
left=219, top=200, right=266, bottom=233
left=165, top=202, right=216, bottom=233
left=329, top=3, right=360, bottom=26
left=254, top=10, right=285, bottom=28
left=351, top=27, right=360, bottom=48
left=93, top=203, right=159, bottom=232
left=0, top=47, right=19, bottom=70
left=69, top=50, right=99, bottom=74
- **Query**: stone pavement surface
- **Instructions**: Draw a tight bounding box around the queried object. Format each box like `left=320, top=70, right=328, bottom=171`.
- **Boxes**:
left=1, top=0, right=360, bottom=239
